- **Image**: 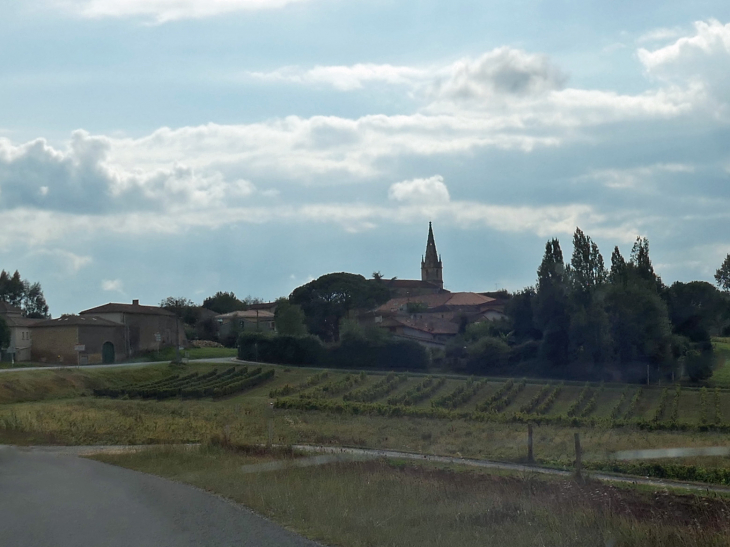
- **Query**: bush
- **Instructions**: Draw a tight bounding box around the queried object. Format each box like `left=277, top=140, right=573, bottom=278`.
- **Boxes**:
left=238, top=333, right=323, bottom=365
left=239, top=332, right=429, bottom=371
left=684, top=349, right=714, bottom=382
left=465, top=336, right=510, bottom=373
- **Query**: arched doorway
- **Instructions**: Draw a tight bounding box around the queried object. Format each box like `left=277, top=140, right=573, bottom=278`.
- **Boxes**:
left=102, top=342, right=115, bottom=364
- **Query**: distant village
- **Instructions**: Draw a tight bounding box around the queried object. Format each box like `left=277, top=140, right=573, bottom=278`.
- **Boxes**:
left=0, top=223, right=507, bottom=365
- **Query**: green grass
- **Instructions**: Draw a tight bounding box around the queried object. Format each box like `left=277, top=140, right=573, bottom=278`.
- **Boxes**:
left=129, top=346, right=237, bottom=362
left=710, top=337, right=730, bottom=388
left=91, top=445, right=730, bottom=547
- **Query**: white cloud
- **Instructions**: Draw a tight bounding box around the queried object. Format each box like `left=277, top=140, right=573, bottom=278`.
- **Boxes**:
left=636, top=27, right=685, bottom=45
left=428, top=47, right=567, bottom=105
left=580, top=163, right=695, bottom=190
left=638, top=20, right=730, bottom=117
left=0, top=131, right=257, bottom=214
left=388, top=175, right=450, bottom=204
left=26, top=249, right=92, bottom=274
left=247, top=64, right=428, bottom=91
left=56, top=0, right=316, bottom=23
left=638, top=20, right=730, bottom=71
left=102, top=279, right=124, bottom=292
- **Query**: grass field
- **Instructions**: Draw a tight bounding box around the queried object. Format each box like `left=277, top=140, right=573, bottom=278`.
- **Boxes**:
left=711, top=337, right=730, bottom=388
left=3, top=362, right=730, bottom=476
left=92, top=444, right=730, bottom=547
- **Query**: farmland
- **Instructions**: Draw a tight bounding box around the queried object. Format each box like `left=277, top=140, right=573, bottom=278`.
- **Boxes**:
left=1, top=362, right=730, bottom=473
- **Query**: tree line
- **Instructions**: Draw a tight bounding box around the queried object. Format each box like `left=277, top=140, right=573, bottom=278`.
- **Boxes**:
left=452, top=229, right=729, bottom=382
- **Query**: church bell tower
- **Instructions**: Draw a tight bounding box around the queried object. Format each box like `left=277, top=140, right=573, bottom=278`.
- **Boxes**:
left=421, top=222, right=443, bottom=289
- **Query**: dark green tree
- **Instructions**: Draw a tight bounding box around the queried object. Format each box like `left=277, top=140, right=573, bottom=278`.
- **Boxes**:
left=289, top=272, right=391, bottom=342
left=716, top=253, right=730, bottom=292
left=274, top=298, right=307, bottom=336
left=0, top=316, right=10, bottom=351
left=534, top=239, right=570, bottom=368
left=609, top=246, right=628, bottom=285
left=0, top=270, right=25, bottom=308
left=202, top=291, right=247, bottom=314
left=569, top=227, right=607, bottom=297
left=160, top=296, right=199, bottom=325
left=22, top=281, right=49, bottom=319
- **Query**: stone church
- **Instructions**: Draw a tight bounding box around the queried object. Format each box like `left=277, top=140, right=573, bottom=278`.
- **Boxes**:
left=386, top=222, right=446, bottom=298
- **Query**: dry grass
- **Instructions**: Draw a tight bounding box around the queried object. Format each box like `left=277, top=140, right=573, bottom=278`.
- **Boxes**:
left=92, top=445, right=730, bottom=547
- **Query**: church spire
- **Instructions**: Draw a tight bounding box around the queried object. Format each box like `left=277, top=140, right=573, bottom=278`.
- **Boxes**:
left=421, top=222, right=443, bottom=289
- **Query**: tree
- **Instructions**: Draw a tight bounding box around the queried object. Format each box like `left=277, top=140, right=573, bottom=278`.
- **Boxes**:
left=160, top=297, right=198, bottom=325
left=0, top=317, right=9, bottom=352
left=274, top=298, right=307, bottom=336
left=569, top=227, right=607, bottom=297
left=609, top=246, right=628, bottom=286
left=202, top=292, right=246, bottom=315
left=0, top=270, right=49, bottom=318
left=716, top=254, right=730, bottom=292
left=22, top=281, right=49, bottom=318
left=535, top=239, right=570, bottom=368
left=629, top=237, right=658, bottom=286
left=289, top=272, right=391, bottom=342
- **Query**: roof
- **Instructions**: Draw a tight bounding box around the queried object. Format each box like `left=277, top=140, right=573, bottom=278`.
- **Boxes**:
left=32, top=315, right=124, bottom=328
left=79, top=302, right=175, bottom=316
left=382, top=316, right=460, bottom=335
left=385, top=279, right=443, bottom=290
left=0, top=301, right=22, bottom=316
left=248, top=302, right=278, bottom=311
left=376, top=292, right=495, bottom=314
left=3, top=315, right=41, bottom=328
left=216, top=310, right=275, bottom=320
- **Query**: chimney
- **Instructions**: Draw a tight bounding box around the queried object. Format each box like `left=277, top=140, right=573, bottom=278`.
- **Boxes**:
left=132, top=299, right=139, bottom=306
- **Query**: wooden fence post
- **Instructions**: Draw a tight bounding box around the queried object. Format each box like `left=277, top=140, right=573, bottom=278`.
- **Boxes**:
left=574, top=432, right=582, bottom=478
left=267, top=401, right=274, bottom=448
left=527, top=423, right=534, bottom=464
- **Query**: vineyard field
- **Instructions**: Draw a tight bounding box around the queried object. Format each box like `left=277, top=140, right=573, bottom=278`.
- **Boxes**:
left=271, top=370, right=730, bottom=430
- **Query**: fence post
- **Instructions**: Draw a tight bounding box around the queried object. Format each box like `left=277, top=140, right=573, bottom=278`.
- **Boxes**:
left=267, top=401, right=274, bottom=448
left=574, top=432, right=582, bottom=478
left=527, top=423, right=534, bottom=464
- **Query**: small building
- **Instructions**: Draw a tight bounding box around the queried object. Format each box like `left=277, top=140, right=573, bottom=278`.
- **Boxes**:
left=30, top=315, right=127, bottom=364
left=0, top=302, right=40, bottom=363
left=216, top=309, right=276, bottom=340
left=79, top=299, right=185, bottom=358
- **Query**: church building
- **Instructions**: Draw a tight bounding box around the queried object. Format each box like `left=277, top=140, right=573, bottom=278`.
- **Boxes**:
left=386, top=222, right=446, bottom=298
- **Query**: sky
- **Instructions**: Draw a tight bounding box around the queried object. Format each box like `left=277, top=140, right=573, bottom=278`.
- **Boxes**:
left=1, top=0, right=730, bottom=316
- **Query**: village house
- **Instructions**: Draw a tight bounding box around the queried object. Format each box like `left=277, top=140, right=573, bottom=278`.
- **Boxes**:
left=0, top=301, right=40, bottom=362
left=359, top=223, right=507, bottom=347
left=30, top=315, right=127, bottom=364
left=216, top=309, right=276, bottom=340
left=79, top=299, right=186, bottom=357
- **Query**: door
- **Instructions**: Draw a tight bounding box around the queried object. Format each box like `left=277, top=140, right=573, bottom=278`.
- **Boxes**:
left=102, top=342, right=115, bottom=364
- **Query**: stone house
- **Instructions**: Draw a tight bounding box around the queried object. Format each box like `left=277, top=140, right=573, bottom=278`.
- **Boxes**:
left=0, top=301, right=40, bottom=362
left=79, top=299, right=186, bottom=358
left=30, top=315, right=127, bottom=364
left=216, top=309, right=276, bottom=340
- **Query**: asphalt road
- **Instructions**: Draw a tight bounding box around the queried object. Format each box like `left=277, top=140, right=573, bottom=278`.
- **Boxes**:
left=0, top=445, right=320, bottom=547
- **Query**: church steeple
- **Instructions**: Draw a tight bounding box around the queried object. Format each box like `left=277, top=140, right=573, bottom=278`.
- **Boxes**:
left=421, top=222, right=443, bottom=289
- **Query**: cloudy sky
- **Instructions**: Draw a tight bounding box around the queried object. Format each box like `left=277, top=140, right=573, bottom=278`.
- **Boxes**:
left=2, top=0, right=730, bottom=315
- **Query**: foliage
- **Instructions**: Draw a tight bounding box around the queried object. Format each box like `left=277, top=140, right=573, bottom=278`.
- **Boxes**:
left=93, top=366, right=275, bottom=399
left=387, top=376, right=446, bottom=406
left=289, top=272, right=391, bottom=342
left=202, top=291, right=247, bottom=315
left=0, top=270, right=49, bottom=318
left=0, top=317, right=9, bottom=351
left=343, top=372, right=407, bottom=403
left=465, top=336, right=510, bottom=373
left=160, top=297, right=199, bottom=325
left=274, top=298, right=307, bottom=336
left=715, top=253, right=730, bottom=292
left=684, top=349, right=713, bottom=382
left=238, top=332, right=323, bottom=365
left=431, top=377, right=487, bottom=409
